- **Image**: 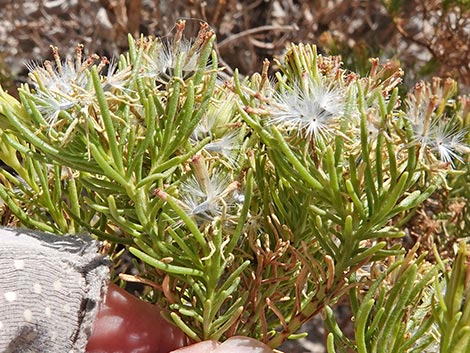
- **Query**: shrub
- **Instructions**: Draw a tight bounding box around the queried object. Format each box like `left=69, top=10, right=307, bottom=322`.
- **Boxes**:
left=1, top=21, right=469, bottom=351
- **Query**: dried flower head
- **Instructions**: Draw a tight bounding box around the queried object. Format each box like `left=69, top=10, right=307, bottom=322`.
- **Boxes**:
left=142, top=39, right=199, bottom=83
left=191, top=94, right=242, bottom=165
left=26, top=45, right=97, bottom=95
left=269, top=78, right=346, bottom=141
left=204, top=132, right=241, bottom=164
left=33, top=91, right=76, bottom=126
left=406, top=83, right=469, bottom=166
left=141, top=20, right=213, bottom=83
left=101, top=57, right=132, bottom=94
left=427, top=120, right=468, bottom=166
left=180, top=155, right=240, bottom=224
left=24, top=45, right=103, bottom=128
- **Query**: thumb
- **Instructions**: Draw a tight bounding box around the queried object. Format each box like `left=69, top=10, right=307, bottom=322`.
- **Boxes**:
left=86, top=283, right=189, bottom=353
left=170, top=337, right=274, bottom=353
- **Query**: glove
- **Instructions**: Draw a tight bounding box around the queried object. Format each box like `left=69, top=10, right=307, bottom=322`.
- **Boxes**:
left=0, top=227, right=110, bottom=353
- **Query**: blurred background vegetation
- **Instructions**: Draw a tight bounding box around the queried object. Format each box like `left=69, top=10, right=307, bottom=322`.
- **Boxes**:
left=0, top=0, right=469, bottom=92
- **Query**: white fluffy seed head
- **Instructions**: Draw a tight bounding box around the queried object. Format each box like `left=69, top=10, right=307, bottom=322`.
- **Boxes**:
left=269, top=79, right=346, bottom=141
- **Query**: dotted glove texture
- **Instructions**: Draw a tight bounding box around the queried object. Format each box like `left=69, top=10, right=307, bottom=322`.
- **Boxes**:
left=0, top=227, right=110, bottom=353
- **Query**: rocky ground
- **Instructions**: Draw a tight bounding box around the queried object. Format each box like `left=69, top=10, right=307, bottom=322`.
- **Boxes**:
left=1, top=1, right=469, bottom=91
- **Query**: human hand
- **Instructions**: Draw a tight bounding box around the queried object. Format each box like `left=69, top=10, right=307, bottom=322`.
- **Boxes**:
left=86, top=284, right=274, bottom=353
left=169, top=337, right=274, bottom=353
left=0, top=228, right=274, bottom=353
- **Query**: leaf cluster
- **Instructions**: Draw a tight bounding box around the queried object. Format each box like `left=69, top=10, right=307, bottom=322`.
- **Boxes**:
left=0, top=24, right=470, bottom=351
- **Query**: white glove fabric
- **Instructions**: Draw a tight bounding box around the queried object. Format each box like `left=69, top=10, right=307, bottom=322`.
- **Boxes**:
left=0, top=227, right=109, bottom=353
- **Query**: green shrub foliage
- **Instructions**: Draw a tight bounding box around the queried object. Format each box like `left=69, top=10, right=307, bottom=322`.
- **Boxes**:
left=1, top=21, right=469, bottom=351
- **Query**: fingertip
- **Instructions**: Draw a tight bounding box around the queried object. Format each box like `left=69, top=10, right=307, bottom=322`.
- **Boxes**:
left=170, top=340, right=220, bottom=353
left=169, top=337, right=274, bottom=353
left=86, top=284, right=189, bottom=353
left=215, top=337, right=274, bottom=353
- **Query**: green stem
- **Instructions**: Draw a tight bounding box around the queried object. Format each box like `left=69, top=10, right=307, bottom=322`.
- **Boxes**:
left=91, top=66, right=124, bottom=173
